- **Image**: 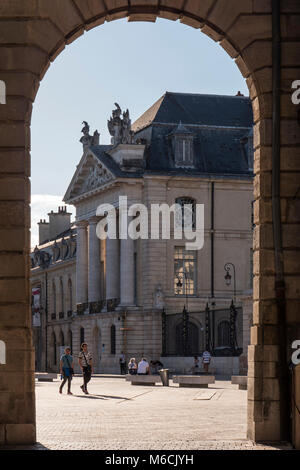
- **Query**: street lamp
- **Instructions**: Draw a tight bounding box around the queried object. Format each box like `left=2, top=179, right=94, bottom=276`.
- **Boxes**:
left=224, top=262, right=236, bottom=303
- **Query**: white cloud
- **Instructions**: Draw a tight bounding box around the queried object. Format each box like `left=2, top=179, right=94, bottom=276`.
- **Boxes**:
left=31, top=195, right=75, bottom=248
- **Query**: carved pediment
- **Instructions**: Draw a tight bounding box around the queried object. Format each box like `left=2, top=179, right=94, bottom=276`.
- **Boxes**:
left=66, top=152, right=115, bottom=201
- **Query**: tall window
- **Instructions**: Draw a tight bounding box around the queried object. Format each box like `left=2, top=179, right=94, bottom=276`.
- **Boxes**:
left=60, top=278, right=64, bottom=313
left=175, top=197, right=196, bottom=230
left=174, top=247, right=196, bottom=296
left=52, top=281, right=56, bottom=315
left=110, top=325, right=116, bottom=355
left=80, top=327, right=84, bottom=345
left=218, top=321, right=230, bottom=347
left=52, top=332, right=57, bottom=365
left=68, top=279, right=72, bottom=312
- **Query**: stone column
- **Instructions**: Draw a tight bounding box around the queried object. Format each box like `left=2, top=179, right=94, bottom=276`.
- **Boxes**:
left=88, top=218, right=101, bottom=307
left=76, top=221, right=88, bottom=309
left=105, top=236, right=120, bottom=307
left=120, top=234, right=135, bottom=307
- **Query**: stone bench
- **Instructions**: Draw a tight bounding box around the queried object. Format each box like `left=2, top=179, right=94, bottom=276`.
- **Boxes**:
left=173, top=375, right=215, bottom=388
left=35, top=373, right=58, bottom=382
left=125, top=374, right=162, bottom=386
left=231, top=375, right=247, bottom=390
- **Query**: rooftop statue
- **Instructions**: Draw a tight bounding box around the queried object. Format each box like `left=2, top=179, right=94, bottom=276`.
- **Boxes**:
left=108, top=103, right=134, bottom=145
left=80, top=121, right=100, bottom=150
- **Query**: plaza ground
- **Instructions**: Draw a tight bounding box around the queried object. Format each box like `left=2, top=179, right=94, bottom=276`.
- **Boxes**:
left=10, top=377, right=293, bottom=450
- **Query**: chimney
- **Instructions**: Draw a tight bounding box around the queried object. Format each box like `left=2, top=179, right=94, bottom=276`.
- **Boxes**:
left=48, top=206, right=72, bottom=240
left=38, top=219, right=50, bottom=245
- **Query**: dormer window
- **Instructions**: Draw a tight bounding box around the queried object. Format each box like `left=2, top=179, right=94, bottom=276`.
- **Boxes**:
left=176, top=138, right=193, bottom=166
left=169, top=122, right=194, bottom=168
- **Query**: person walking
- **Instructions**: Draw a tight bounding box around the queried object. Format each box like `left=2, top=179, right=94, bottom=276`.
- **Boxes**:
left=78, top=342, right=93, bottom=394
left=59, top=347, right=74, bottom=395
left=128, top=358, right=138, bottom=375
left=119, top=351, right=126, bottom=375
left=202, top=350, right=211, bottom=374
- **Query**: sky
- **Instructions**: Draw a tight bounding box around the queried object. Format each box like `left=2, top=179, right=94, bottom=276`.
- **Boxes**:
left=30, top=17, right=248, bottom=247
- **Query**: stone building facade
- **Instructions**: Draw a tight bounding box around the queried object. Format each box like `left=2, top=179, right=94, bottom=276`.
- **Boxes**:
left=1, top=0, right=299, bottom=447
left=31, top=92, right=254, bottom=376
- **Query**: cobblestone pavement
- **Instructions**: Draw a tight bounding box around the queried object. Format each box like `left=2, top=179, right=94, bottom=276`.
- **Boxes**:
left=9, top=377, right=293, bottom=450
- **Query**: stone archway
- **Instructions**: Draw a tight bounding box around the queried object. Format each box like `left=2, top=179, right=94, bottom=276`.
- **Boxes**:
left=0, top=1, right=299, bottom=446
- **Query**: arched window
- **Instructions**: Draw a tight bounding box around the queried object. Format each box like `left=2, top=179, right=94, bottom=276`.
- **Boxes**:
left=60, top=278, right=64, bottom=313
left=175, top=197, right=196, bottom=230
left=59, top=330, right=64, bottom=347
left=68, top=278, right=72, bottom=313
left=52, top=281, right=56, bottom=315
left=218, top=321, right=230, bottom=347
left=110, top=325, right=116, bottom=355
left=80, top=327, right=85, bottom=346
left=52, top=332, right=57, bottom=365
left=68, top=330, right=73, bottom=354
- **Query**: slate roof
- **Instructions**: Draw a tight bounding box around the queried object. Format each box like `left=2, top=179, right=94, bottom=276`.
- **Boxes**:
left=132, top=91, right=253, bottom=131
left=86, top=92, right=254, bottom=184
left=131, top=92, right=254, bottom=177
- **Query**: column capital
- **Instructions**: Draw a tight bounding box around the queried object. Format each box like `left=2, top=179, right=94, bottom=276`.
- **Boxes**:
left=88, top=216, right=100, bottom=226
left=76, top=220, right=88, bottom=229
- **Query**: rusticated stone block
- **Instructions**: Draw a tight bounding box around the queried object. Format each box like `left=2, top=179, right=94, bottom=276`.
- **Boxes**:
left=254, top=147, right=272, bottom=173
left=253, top=274, right=276, bottom=301
left=253, top=249, right=275, bottom=276
left=248, top=376, right=263, bottom=400
left=285, top=276, right=300, bottom=299
left=248, top=401, right=281, bottom=441
left=5, top=423, right=35, bottom=445
left=0, top=228, right=28, bottom=251
left=253, top=118, right=272, bottom=148
left=0, top=150, right=30, bottom=176
left=250, top=325, right=263, bottom=345
left=0, top=254, right=25, bottom=277
left=281, top=120, right=300, bottom=146
left=0, top=19, right=64, bottom=54
left=0, top=424, right=4, bottom=445
left=0, top=279, right=28, bottom=303
left=252, top=300, right=278, bottom=325
left=247, top=400, right=263, bottom=422
left=286, top=300, right=300, bottom=323
left=0, top=177, right=29, bottom=202
left=280, top=147, right=300, bottom=171
left=283, top=250, right=300, bottom=274
left=253, top=171, right=272, bottom=199
left=0, top=96, right=32, bottom=121
left=238, top=40, right=272, bottom=77
left=253, top=199, right=272, bottom=225
left=219, top=38, right=239, bottom=58
left=207, top=0, right=252, bottom=33
left=227, top=15, right=272, bottom=51
left=180, top=16, right=203, bottom=29
left=253, top=0, right=271, bottom=13
left=0, top=46, right=48, bottom=76
left=184, top=0, right=215, bottom=19
left=287, top=199, right=300, bottom=224
left=201, top=24, right=223, bottom=41
left=282, top=41, right=300, bottom=66
left=128, top=13, right=157, bottom=22
left=0, top=328, right=33, bottom=351
left=0, top=123, right=30, bottom=148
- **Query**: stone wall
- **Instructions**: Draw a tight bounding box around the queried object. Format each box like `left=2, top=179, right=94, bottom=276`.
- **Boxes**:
left=0, top=0, right=299, bottom=446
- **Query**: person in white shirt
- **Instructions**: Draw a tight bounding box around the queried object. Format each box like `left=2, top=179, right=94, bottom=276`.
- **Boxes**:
left=137, top=357, right=150, bottom=375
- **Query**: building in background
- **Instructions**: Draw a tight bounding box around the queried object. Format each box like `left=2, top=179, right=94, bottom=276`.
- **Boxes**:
left=31, top=92, right=253, bottom=376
